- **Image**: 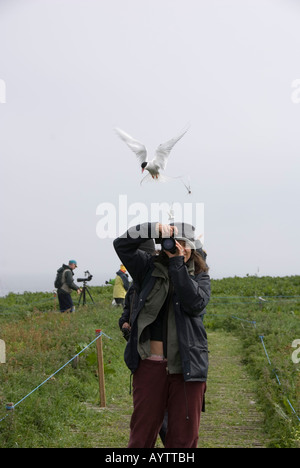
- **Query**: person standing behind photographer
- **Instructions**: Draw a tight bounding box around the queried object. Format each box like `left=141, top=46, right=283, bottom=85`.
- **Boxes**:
left=55, top=260, right=82, bottom=313
left=113, top=265, right=129, bottom=307
left=113, top=222, right=210, bottom=448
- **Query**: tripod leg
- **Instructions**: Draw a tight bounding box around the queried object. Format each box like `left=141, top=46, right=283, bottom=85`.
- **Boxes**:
left=86, top=286, right=95, bottom=304
left=78, top=290, right=83, bottom=306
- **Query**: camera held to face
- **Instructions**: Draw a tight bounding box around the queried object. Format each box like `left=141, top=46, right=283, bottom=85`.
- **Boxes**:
left=161, top=237, right=177, bottom=254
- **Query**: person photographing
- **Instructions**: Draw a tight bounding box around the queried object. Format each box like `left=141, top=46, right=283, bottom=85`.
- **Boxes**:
left=113, top=222, right=210, bottom=448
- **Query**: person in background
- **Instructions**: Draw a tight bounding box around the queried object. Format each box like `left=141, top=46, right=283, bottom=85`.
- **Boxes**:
left=113, top=265, right=129, bottom=307
left=55, top=260, right=82, bottom=313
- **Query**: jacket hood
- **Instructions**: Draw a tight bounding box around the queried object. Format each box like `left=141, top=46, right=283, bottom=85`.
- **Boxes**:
left=57, top=264, right=73, bottom=274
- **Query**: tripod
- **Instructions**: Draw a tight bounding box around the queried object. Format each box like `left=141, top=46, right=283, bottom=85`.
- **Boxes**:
left=78, top=281, right=95, bottom=306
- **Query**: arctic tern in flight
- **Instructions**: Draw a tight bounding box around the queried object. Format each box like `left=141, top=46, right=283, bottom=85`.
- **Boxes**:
left=114, top=126, right=189, bottom=184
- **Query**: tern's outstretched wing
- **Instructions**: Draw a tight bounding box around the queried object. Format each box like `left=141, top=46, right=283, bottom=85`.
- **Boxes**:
left=153, top=126, right=189, bottom=171
left=114, top=127, right=147, bottom=165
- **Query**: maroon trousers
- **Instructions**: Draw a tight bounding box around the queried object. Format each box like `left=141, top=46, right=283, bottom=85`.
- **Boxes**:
left=128, top=359, right=206, bottom=448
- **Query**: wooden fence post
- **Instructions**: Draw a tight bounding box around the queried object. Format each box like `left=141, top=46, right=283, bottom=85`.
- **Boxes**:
left=0, top=339, right=5, bottom=364
left=95, top=329, right=106, bottom=408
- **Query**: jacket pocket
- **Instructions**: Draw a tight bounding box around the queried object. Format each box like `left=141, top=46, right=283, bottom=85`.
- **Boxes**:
left=183, top=345, right=208, bottom=381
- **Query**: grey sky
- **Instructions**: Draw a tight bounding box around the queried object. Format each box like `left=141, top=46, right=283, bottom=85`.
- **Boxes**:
left=0, top=0, right=300, bottom=295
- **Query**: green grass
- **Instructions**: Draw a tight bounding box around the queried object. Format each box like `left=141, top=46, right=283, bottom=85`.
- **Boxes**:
left=199, top=330, right=269, bottom=448
left=0, top=278, right=299, bottom=448
left=0, top=287, right=133, bottom=448
left=206, top=276, right=300, bottom=448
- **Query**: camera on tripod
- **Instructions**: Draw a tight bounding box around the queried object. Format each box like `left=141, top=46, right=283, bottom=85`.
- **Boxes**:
left=77, top=270, right=93, bottom=283
left=77, top=270, right=94, bottom=306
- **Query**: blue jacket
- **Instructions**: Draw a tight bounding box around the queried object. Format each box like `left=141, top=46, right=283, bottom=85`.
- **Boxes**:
left=113, top=222, right=211, bottom=382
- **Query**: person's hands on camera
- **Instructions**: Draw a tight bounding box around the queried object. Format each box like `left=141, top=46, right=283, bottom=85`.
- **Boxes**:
left=157, top=223, right=191, bottom=262
left=77, top=288, right=82, bottom=294
left=157, top=223, right=182, bottom=258
left=157, top=223, right=178, bottom=238
left=163, top=239, right=186, bottom=258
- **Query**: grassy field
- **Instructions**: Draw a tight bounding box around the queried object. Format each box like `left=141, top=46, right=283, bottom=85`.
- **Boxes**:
left=0, top=276, right=299, bottom=448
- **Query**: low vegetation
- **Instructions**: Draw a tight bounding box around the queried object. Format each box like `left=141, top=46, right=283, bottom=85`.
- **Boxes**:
left=0, top=277, right=299, bottom=448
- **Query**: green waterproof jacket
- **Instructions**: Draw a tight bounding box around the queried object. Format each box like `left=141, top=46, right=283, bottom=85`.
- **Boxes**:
left=113, top=222, right=211, bottom=382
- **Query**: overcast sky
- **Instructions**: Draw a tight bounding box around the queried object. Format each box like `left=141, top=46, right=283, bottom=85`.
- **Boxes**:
left=0, top=0, right=300, bottom=295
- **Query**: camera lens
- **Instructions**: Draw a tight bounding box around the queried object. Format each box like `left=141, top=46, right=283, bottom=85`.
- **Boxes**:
left=162, top=238, right=176, bottom=254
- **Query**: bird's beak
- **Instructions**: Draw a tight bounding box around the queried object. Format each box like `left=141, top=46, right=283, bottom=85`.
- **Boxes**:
left=141, top=168, right=144, bottom=173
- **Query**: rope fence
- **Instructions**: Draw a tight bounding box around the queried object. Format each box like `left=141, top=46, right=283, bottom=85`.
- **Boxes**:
left=0, top=330, right=111, bottom=423
left=258, top=334, right=300, bottom=422
left=206, top=311, right=300, bottom=423
left=0, top=294, right=299, bottom=431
